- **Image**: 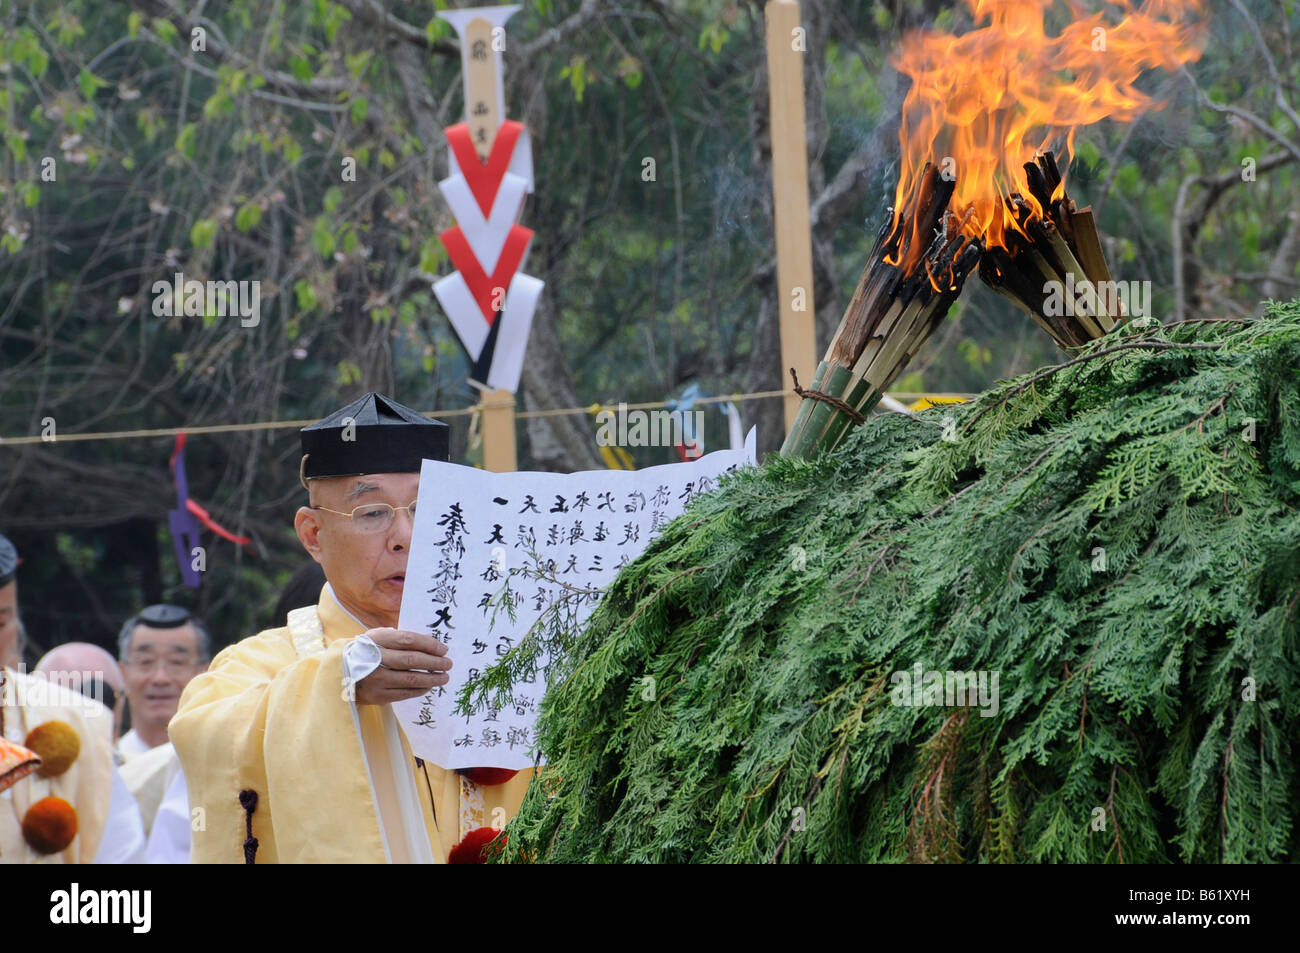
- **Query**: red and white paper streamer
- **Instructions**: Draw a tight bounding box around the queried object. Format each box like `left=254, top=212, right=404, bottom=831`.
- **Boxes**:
left=432, top=6, right=542, bottom=394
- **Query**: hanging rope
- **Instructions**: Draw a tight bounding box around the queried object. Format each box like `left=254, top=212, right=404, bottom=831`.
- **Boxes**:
left=0, top=389, right=975, bottom=446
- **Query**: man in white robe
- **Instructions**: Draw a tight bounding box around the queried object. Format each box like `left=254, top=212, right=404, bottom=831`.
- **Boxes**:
left=0, top=534, right=145, bottom=863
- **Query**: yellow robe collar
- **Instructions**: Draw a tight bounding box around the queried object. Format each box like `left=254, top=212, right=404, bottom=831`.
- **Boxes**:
left=319, top=583, right=368, bottom=643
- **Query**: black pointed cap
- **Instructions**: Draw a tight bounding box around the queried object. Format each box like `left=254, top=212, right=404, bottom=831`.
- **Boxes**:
left=299, top=393, right=449, bottom=483
left=0, top=534, right=16, bottom=587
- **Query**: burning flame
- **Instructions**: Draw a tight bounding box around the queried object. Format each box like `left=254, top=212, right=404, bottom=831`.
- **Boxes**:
left=891, top=0, right=1205, bottom=252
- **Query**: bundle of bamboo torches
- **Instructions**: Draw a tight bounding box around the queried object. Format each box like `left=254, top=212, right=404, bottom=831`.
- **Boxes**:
left=980, top=153, right=1127, bottom=348
left=781, top=152, right=1127, bottom=460
left=782, top=162, right=983, bottom=458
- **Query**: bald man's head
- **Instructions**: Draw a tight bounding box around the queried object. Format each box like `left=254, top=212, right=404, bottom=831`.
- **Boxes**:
left=36, top=642, right=126, bottom=693
left=35, top=642, right=126, bottom=738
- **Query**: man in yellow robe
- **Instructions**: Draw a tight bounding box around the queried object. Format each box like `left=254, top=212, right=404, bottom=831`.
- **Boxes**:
left=170, top=394, right=533, bottom=863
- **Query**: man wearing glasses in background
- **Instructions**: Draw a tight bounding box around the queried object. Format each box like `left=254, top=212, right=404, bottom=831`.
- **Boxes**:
left=116, top=605, right=208, bottom=839
left=170, top=393, right=534, bottom=864
left=118, top=605, right=209, bottom=760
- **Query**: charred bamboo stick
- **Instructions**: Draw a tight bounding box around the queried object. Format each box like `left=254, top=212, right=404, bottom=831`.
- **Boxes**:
left=1042, top=220, right=1113, bottom=332
left=981, top=244, right=1091, bottom=348
left=782, top=169, right=980, bottom=459
left=977, top=153, right=1127, bottom=349
left=1069, top=207, right=1118, bottom=293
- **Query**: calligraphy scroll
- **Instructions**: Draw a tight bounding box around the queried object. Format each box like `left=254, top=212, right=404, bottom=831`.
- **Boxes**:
left=396, top=428, right=758, bottom=769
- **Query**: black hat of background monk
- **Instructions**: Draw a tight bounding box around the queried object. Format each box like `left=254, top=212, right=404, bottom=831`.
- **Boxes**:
left=0, top=534, right=17, bottom=587
left=134, top=604, right=193, bottom=629
left=299, top=393, right=449, bottom=487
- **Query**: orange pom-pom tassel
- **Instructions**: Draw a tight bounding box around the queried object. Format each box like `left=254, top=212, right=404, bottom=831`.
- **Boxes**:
left=22, top=796, right=78, bottom=854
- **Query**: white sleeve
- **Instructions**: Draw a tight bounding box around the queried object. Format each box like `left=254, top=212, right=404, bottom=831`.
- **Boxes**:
left=93, top=762, right=148, bottom=864
left=343, top=633, right=383, bottom=685
left=146, top=766, right=192, bottom=864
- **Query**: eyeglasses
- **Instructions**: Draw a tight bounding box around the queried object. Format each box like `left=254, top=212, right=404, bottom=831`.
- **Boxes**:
left=312, top=499, right=418, bottom=534
left=124, top=654, right=200, bottom=674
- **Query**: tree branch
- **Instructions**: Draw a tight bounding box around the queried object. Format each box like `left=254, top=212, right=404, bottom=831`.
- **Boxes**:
left=337, top=0, right=459, bottom=56
left=518, top=0, right=605, bottom=61
left=128, top=0, right=350, bottom=95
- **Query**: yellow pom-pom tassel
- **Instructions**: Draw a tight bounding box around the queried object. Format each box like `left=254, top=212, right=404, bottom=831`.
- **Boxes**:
left=25, top=720, right=81, bottom=777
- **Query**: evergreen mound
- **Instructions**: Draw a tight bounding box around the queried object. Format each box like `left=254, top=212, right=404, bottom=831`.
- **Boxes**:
left=493, top=306, right=1300, bottom=863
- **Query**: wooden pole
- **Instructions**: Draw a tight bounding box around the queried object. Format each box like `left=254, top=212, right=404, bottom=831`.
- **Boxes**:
left=461, top=15, right=518, bottom=472
left=464, top=16, right=501, bottom=162
left=765, top=0, right=818, bottom=436
left=479, top=388, right=518, bottom=472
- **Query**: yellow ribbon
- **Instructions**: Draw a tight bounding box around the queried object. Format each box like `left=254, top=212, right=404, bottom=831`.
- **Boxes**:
left=589, top=403, right=635, bottom=470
